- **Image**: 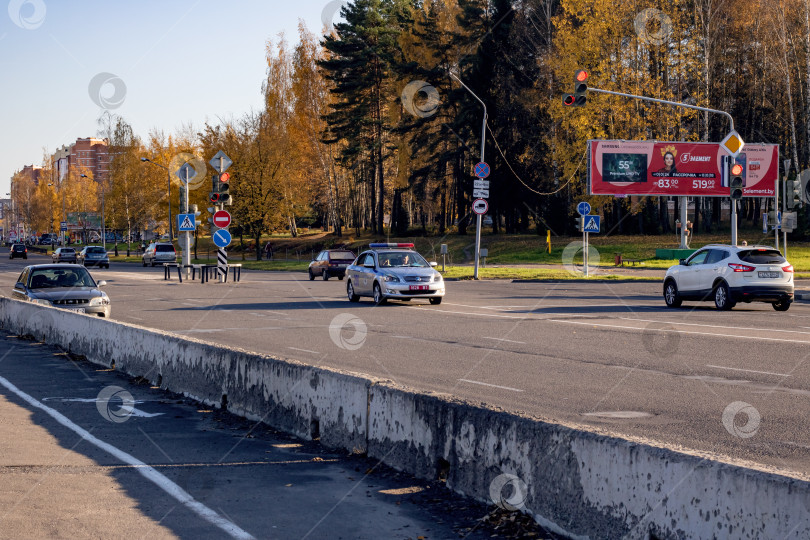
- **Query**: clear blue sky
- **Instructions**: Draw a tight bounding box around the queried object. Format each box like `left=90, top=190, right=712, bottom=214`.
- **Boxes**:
left=0, top=0, right=338, bottom=194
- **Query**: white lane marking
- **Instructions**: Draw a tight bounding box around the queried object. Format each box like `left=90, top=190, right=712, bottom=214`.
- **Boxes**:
left=483, top=337, right=526, bottom=344
left=549, top=319, right=810, bottom=344
left=287, top=347, right=319, bottom=354
left=41, top=397, right=165, bottom=417
left=621, top=317, right=810, bottom=336
left=391, top=335, right=411, bottom=339
left=178, top=327, right=282, bottom=334
left=0, top=374, right=254, bottom=540
left=706, top=365, right=791, bottom=377
left=458, top=379, right=523, bottom=392
left=127, top=316, right=144, bottom=321
left=406, top=307, right=526, bottom=319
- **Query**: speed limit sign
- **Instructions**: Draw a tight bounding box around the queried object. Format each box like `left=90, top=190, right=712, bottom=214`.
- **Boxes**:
left=472, top=198, right=488, bottom=215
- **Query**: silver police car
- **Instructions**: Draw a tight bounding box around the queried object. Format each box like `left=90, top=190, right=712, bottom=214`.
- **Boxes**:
left=346, top=243, right=445, bottom=305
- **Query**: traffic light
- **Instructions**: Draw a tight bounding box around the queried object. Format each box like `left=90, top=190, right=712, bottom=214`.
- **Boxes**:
left=573, top=70, right=588, bottom=106
left=787, top=179, right=802, bottom=209
left=209, top=172, right=231, bottom=204
left=574, top=216, right=583, bottom=232
left=729, top=163, right=744, bottom=200
left=562, top=70, right=589, bottom=106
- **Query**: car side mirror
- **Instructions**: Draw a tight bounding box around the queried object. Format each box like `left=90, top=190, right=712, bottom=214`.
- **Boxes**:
left=14, top=282, right=25, bottom=291
left=679, top=259, right=686, bottom=265
left=97, top=280, right=107, bottom=287
left=429, top=261, right=438, bottom=267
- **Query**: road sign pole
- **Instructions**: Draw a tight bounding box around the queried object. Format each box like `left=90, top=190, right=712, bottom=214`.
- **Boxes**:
left=583, top=228, right=588, bottom=278
left=679, top=196, right=688, bottom=249
left=775, top=175, right=780, bottom=251
left=449, top=71, right=486, bottom=280
left=184, top=168, right=190, bottom=276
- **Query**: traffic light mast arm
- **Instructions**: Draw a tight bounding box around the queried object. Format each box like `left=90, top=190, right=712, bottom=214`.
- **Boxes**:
left=588, top=87, right=735, bottom=133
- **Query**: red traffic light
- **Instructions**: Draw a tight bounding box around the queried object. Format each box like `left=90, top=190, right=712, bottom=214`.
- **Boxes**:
left=730, top=164, right=743, bottom=176
left=210, top=192, right=221, bottom=203
left=575, top=70, right=589, bottom=82
left=563, top=94, right=576, bottom=106
left=219, top=172, right=230, bottom=183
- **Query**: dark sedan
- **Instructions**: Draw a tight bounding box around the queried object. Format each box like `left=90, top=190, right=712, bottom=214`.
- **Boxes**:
left=11, top=264, right=111, bottom=317
left=78, top=246, right=110, bottom=268
left=52, top=247, right=77, bottom=263
left=9, top=243, right=27, bottom=259
left=308, top=249, right=356, bottom=281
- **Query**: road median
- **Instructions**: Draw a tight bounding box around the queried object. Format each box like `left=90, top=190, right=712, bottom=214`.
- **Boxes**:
left=1, top=297, right=807, bottom=539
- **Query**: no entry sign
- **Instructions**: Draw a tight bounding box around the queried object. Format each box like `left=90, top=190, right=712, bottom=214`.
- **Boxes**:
left=213, top=210, right=231, bottom=228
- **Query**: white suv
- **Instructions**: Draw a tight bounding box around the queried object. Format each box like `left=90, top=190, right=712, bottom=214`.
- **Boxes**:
left=663, top=244, right=794, bottom=311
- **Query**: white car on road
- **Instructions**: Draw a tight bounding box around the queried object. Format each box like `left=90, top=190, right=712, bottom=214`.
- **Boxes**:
left=663, top=244, right=794, bottom=311
left=346, top=243, right=445, bottom=305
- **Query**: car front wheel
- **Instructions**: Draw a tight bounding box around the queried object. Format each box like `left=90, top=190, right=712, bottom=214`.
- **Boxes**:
left=664, top=280, right=682, bottom=308
left=308, top=269, right=315, bottom=281
left=322, top=270, right=329, bottom=281
left=347, top=280, right=360, bottom=302
left=372, top=283, right=386, bottom=305
left=773, top=300, right=791, bottom=311
left=714, top=282, right=735, bottom=310
left=429, top=297, right=442, bottom=305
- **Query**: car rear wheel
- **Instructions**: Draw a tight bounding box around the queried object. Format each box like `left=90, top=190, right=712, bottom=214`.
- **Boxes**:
left=142, top=260, right=147, bottom=267
left=664, top=280, right=682, bottom=308
left=773, top=300, right=791, bottom=311
left=322, top=270, right=329, bottom=281
left=714, top=282, right=735, bottom=310
left=308, top=269, right=315, bottom=281
left=347, top=280, right=360, bottom=302
left=429, top=297, right=442, bottom=305
left=372, top=283, right=386, bottom=305
left=338, top=275, right=344, bottom=280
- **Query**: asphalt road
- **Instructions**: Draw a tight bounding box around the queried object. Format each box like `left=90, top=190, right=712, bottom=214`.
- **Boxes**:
left=3, top=250, right=810, bottom=478
left=0, top=321, right=532, bottom=539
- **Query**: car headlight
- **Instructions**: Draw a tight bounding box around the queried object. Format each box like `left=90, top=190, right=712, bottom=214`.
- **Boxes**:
left=383, top=274, right=400, bottom=282
left=89, top=294, right=110, bottom=306
left=433, top=272, right=443, bottom=282
left=31, top=298, right=52, bottom=306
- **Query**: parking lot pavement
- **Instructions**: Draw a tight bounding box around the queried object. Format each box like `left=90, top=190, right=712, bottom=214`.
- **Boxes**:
left=0, top=334, right=547, bottom=539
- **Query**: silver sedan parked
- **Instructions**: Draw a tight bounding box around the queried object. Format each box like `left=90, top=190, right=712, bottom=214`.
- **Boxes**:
left=52, top=247, right=77, bottom=263
left=11, top=264, right=111, bottom=317
left=345, top=243, right=445, bottom=305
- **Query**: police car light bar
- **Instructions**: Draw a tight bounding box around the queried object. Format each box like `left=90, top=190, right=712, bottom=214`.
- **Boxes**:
left=369, top=243, right=414, bottom=249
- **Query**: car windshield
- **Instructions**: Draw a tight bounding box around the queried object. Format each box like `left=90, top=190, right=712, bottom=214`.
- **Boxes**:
left=61, top=248, right=75, bottom=253
left=378, top=251, right=429, bottom=268
left=738, top=249, right=786, bottom=264
left=87, top=247, right=106, bottom=253
left=29, top=268, right=96, bottom=289
left=156, top=245, right=175, bottom=252
left=12, top=245, right=24, bottom=250
left=329, top=251, right=355, bottom=261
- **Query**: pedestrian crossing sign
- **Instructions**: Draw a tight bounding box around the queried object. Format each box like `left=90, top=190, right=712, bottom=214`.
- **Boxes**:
left=177, top=213, right=196, bottom=232
left=583, top=215, right=600, bottom=233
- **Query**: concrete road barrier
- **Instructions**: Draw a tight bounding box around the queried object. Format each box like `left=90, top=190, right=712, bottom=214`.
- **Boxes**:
left=2, top=298, right=808, bottom=539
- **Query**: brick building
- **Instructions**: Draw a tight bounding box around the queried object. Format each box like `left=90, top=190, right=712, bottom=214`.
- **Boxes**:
left=65, top=137, right=109, bottom=183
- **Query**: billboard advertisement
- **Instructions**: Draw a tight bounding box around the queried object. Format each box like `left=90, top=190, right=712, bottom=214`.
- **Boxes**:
left=589, top=140, right=779, bottom=197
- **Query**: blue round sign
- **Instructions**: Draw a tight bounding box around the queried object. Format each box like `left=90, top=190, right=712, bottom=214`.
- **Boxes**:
left=474, top=162, right=490, bottom=179
left=213, top=229, right=232, bottom=248
left=577, top=201, right=591, bottom=216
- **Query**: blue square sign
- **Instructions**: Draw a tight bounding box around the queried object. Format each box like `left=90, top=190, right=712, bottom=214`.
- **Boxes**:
left=177, top=213, right=196, bottom=232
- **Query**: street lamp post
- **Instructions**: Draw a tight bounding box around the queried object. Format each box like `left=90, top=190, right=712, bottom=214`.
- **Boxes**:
left=140, top=157, right=173, bottom=241
left=449, top=71, right=487, bottom=280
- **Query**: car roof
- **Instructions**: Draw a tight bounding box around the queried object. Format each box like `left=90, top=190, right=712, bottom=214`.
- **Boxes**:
left=697, top=244, right=778, bottom=251
left=25, top=264, right=86, bottom=270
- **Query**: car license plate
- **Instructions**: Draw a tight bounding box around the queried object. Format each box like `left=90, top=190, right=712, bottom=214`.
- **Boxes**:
left=66, top=308, right=86, bottom=313
left=758, top=271, right=780, bottom=278
left=409, top=285, right=428, bottom=291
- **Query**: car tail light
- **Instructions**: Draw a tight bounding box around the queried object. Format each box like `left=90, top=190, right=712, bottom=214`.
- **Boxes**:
left=728, top=263, right=755, bottom=272
left=782, top=265, right=794, bottom=273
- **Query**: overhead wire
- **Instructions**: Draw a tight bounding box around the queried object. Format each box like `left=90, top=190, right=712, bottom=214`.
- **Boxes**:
left=485, top=120, right=586, bottom=196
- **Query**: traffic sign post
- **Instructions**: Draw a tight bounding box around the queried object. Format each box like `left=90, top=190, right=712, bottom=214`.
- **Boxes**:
left=474, top=162, right=490, bottom=179
left=213, top=210, right=231, bottom=228
left=177, top=213, right=196, bottom=232
left=472, top=199, right=488, bottom=215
